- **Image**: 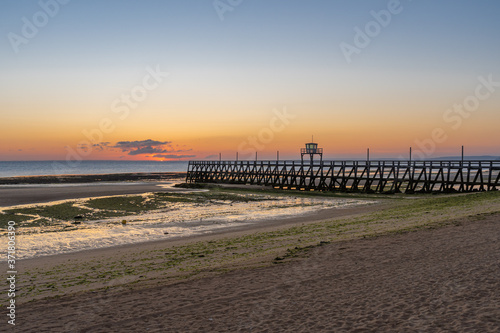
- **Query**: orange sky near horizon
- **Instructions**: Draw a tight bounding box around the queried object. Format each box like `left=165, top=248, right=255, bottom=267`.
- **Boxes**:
left=2, top=99, right=499, bottom=161
left=2, top=86, right=500, bottom=161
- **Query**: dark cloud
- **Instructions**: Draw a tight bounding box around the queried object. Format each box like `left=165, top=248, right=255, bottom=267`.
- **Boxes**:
left=92, top=142, right=107, bottom=152
left=204, top=154, right=218, bottom=159
left=109, top=139, right=193, bottom=157
left=111, top=139, right=173, bottom=156
left=93, top=142, right=110, bottom=147
left=76, top=144, right=91, bottom=152
left=129, top=147, right=168, bottom=156
left=153, top=154, right=196, bottom=159
left=113, top=139, right=170, bottom=149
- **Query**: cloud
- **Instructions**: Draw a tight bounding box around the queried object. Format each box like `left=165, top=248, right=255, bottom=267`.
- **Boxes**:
left=204, top=154, right=218, bottom=159
left=113, top=139, right=170, bottom=150
left=92, top=142, right=110, bottom=152
left=166, top=148, right=193, bottom=153
left=129, top=147, right=168, bottom=156
left=110, top=139, right=193, bottom=157
left=111, top=139, right=172, bottom=156
left=76, top=143, right=91, bottom=152
left=153, top=154, right=196, bottom=159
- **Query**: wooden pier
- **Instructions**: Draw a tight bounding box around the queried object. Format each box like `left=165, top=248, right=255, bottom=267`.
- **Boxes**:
left=186, top=160, right=500, bottom=193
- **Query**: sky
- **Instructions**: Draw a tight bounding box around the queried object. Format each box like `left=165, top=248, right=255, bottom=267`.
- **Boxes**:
left=1, top=0, right=500, bottom=161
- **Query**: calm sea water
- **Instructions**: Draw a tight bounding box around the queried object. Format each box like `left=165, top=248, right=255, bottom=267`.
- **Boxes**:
left=0, top=160, right=189, bottom=178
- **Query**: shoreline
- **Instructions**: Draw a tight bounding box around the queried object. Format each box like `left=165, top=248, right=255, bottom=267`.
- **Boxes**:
left=12, top=198, right=394, bottom=307
left=17, top=200, right=387, bottom=265
left=0, top=172, right=186, bottom=185
left=2, top=182, right=382, bottom=263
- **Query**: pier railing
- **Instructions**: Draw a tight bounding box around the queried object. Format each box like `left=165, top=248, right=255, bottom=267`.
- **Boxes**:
left=186, top=160, right=500, bottom=193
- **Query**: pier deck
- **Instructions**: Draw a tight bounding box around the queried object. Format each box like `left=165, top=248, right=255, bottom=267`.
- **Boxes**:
left=186, top=160, right=500, bottom=193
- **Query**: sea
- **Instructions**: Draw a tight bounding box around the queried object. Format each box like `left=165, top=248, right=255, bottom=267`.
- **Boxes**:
left=3, top=157, right=500, bottom=178
left=0, top=160, right=189, bottom=178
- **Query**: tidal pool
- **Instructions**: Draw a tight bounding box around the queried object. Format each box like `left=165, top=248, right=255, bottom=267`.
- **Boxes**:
left=0, top=190, right=374, bottom=260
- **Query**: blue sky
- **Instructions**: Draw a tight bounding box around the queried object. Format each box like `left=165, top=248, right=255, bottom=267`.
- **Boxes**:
left=3, top=1, right=498, bottom=70
left=1, top=0, right=500, bottom=160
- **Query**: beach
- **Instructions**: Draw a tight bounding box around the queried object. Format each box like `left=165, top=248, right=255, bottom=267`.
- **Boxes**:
left=3, top=177, right=500, bottom=332
left=15, top=210, right=500, bottom=332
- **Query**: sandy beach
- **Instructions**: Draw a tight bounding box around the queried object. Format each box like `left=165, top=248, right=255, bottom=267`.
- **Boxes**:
left=14, top=212, right=500, bottom=332
left=4, top=186, right=500, bottom=332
